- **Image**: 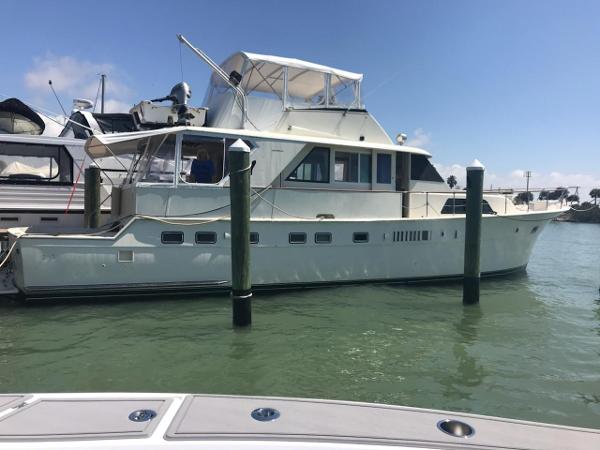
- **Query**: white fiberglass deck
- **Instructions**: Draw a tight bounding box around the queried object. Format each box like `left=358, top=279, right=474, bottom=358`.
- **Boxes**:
left=0, top=393, right=598, bottom=449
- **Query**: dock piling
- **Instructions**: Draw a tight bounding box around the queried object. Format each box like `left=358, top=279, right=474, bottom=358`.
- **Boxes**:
left=84, top=166, right=101, bottom=228
left=463, top=160, right=485, bottom=305
left=229, top=139, right=252, bottom=327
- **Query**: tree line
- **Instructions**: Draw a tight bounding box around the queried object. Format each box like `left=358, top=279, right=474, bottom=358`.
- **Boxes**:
left=445, top=175, right=600, bottom=206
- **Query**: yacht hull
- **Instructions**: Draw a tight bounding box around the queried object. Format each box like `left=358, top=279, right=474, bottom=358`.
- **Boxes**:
left=8, top=211, right=556, bottom=300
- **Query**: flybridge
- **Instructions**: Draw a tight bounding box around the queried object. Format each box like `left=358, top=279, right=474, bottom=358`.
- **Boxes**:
left=218, top=51, right=364, bottom=110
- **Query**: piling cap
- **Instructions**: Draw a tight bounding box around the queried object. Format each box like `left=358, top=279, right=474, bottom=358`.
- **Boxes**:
left=467, top=159, right=485, bottom=171
left=229, top=139, right=250, bottom=153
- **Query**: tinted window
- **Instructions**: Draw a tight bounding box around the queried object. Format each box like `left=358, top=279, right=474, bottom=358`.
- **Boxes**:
left=441, top=198, right=495, bottom=214
left=315, top=232, right=332, bottom=244
left=335, top=152, right=358, bottom=182
left=411, top=155, right=444, bottom=182
left=359, top=154, right=371, bottom=183
left=353, top=232, right=369, bottom=243
left=289, top=232, right=307, bottom=244
left=161, top=231, right=184, bottom=244
left=287, top=147, right=330, bottom=183
left=195, top=231, right=217, bottom=244
left=376, top=153, right=392, bottom=184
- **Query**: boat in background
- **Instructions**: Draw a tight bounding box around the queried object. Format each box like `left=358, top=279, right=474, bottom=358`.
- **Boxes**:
left=0, top=392, right=596, bottom=449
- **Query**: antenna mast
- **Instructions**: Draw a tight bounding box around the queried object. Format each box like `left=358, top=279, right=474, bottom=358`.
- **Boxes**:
left=176, top=34, right=246, bottom=127
left=100, top=74, right=106, bottom=113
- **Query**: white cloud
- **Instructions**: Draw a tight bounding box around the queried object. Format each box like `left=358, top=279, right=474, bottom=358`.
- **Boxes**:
left=24, top=54, right=133, bottom=113
left=405, top=128, right=431, bottom=148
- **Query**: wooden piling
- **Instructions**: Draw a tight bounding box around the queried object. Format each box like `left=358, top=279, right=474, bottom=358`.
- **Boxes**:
left=463, top=160, right=485, bottom=305
left=84, top=166, right=101, bottom=229
left=229, top=139, right=252, bottom=326
left=400, top=153, right=411, bottom=218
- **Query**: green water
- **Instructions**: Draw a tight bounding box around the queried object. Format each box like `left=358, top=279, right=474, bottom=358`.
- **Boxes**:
left=1, top=222, right=599, bottom=428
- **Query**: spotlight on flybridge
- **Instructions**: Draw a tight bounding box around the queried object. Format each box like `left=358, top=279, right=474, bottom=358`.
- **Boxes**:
left=396, top=133, right=407, bottom=145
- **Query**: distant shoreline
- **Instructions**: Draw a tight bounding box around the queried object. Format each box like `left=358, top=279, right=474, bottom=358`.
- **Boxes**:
left=556, top=205, right=600, bottom=223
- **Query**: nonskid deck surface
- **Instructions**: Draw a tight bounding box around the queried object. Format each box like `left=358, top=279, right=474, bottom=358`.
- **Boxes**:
left=0, top=393, right=597, bottom=449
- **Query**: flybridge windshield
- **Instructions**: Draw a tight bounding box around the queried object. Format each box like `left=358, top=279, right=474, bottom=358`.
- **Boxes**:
left=207, top=52, right=364, bottom=110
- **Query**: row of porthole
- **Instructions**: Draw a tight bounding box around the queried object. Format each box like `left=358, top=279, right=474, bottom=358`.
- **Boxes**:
left=160, top=231, right=370, bottom=245
left=161, top=226, right=539, bottom=246
left=161, top=231, right=260, bottom=245
left=289, top=232, right=368, bottom=244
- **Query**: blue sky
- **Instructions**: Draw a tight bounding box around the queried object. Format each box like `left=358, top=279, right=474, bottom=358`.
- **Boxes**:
left=2, top=0, right=599, bottom=193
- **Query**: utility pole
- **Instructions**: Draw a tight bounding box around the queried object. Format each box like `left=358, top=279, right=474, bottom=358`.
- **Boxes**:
left=525, top=170, right=532, bottom=211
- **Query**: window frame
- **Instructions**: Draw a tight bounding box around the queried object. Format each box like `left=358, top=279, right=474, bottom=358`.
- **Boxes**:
left=314, top=232, right=333, bottom=244
left=195, top=231, right=217, bottom=244
left=332, top=149, right=372, bottom=187
left=289, top=232, right=307, bottom=244
left=161, top=231, right=184, bottom=244
left=353, top=232, right=369, bottom=243
left=286, top=147, right=331, bottom=184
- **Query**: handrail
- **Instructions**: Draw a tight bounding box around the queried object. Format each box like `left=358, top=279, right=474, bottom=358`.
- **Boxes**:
left=177, top=34, right=247, bottom=127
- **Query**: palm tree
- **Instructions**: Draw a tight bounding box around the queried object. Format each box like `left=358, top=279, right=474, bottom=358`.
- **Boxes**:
left=566, top=194, right=579, bottom=205
left=514, top=192, right=533, bottom=204
left=446, top=175, right=457, bottom=189
left=590, top=188, right=600, bottom=205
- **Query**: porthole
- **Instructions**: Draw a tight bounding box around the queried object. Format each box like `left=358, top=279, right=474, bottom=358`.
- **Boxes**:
left=289, top=232, right=307, bottom=244
left=531, top=226, right=538, bottom=234
left=315, top=232, right=332, bottom=244
left=515, top=227, right=519, bottom=233
left=353, top=232, right=369, bottom=243
left=250, top=232, right=259, bottom=244
left=161, top=231, right=184, bottom=244
left=195, top=231, right=217, bottom=244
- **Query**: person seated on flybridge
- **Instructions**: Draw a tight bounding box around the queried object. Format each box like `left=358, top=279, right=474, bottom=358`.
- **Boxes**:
left=190, top=149, right=215, bottom=183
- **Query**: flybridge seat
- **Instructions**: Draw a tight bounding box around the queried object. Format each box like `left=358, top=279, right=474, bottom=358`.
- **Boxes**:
left=210, top=51, right=364, bottom=111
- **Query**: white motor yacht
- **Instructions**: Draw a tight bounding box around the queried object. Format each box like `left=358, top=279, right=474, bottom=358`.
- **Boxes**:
left=0, top=39, right=566, bottom=299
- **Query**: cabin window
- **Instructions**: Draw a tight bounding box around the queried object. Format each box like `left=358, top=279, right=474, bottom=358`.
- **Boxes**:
left=441, top=198, right=496, bottom=215
left=287, top=147, right=330, bottom=183
left=315, top=232, right=332, bottom=244
left=289, top=232, right=307, bottom=244
left=335, top=152, right=358, bottom=182
left=334, top=151, right=371, bottom=183
left=161, top=231, right=184, bottom=244
left=376, top=154, right=392, bottom=184
left=135, top=134, right=177, bottom=183
left=195, top=231, right=217, bottom=244
left=180, top=135, right=226, bottom=184
left=0, top=142, right=73, bottom=185
left=250, top=232, right=260, bottom=244
left=411, top=155, right=444, bottom=182
left=353, top=232, right=369, bottom=243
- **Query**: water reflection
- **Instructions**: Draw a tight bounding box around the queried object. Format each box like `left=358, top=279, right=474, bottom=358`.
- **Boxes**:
left=441, top=305, right=487, bottom=402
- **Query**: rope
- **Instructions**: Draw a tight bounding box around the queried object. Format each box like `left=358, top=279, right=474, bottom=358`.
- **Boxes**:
left=0, top=239, right=19, bottom=270
left=64, top=155, right=87, bottom=214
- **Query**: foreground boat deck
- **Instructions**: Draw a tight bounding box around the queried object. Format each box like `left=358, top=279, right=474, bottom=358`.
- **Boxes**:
left=0, top=393, right=597, bottom=449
